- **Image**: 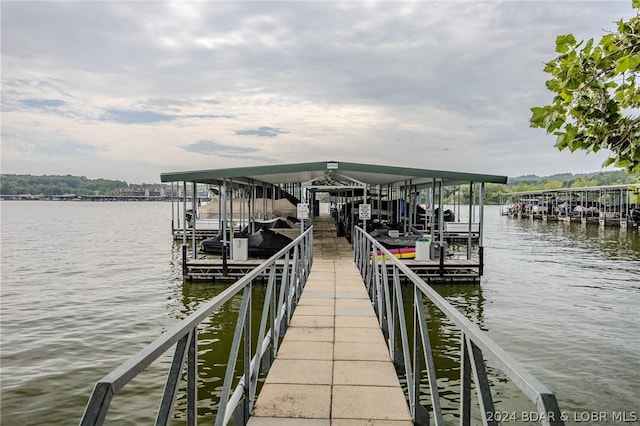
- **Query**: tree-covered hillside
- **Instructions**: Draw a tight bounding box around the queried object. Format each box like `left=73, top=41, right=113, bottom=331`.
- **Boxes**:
left=507, top=169, right=638, bottom=193
left=0, top=174, right=129, bottom=196
left=2, top=170, right=637, bottom=202
left=451, top=170, right=638, bottom=204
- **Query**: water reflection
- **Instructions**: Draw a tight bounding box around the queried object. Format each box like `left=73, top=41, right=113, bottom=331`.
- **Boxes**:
left=502, top=218, right=640, bottom=263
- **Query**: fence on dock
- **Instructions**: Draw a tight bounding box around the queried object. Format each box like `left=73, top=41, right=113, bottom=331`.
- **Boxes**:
left=353, top=225, right=564, bottom=426
left=81, top=223, right=564, bottom=426
left=80, top=227, right=314, bottom=426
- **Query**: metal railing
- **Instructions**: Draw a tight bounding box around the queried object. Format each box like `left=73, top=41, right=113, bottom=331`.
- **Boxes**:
left=80, top=226, right=314, bottom=426
left=353, top=226, right=564, bottom=426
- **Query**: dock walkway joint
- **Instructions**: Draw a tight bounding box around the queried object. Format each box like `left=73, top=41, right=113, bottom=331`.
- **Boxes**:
left=248, top=218, right=412, bottom=425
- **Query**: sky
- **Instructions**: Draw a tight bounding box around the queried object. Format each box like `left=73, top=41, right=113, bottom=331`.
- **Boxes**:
left=1, top=1, right=636, bottom=184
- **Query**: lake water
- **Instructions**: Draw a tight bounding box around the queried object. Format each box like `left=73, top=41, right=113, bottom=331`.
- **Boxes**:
left=1, top=201, right=638, bottom=425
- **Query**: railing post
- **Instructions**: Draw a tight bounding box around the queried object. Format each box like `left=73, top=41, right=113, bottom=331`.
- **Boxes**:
left=187, top=328, right=197, bottom=426
left=80, top=382, right=114, bottom=426
left=242, top=283, right=252, bottom=425
left=278, top=252, right=291, bottom=335
left=392, top=267, right=414, bottom=405
left=537, top=393, right=565, bottom=426
left=380, top=259, right=393, bottom=342
left=414, top=291, right=444, bottom=426
left=156, top=333, right=192, bottom=426
left=222, top=245, right=228, bottom=276
left=390, top=267, right=400, bottom=367
left=215, top=287, right=251, bottom=426
left=266, top=266, right=278, bottom=369
left=412, top=287, right=419, bottom=419
left=460, top=333, right=471, bottom=426
left=182, top=244, right=187, bottom=277
left=466, top=338, right=497, bottom=426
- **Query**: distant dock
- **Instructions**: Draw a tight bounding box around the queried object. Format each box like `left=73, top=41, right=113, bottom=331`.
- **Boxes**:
left=502, top=184, right=640, bottom=229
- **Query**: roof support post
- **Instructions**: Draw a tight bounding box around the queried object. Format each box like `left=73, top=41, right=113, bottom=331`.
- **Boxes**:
left=468, top=182, right=473, bottom=260
left=192, top=182, right=197, bottom=259
left=479, top=182, right=485, bottom=276
left=182, top=182, right=187, bottom=247
left=221, top=179, right=228, bottom=274
left=362, top=184, right=368, bottom=231
left=251, top=181, right=256, bottom=233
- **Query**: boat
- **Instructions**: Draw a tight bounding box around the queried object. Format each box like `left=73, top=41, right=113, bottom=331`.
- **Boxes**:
left=251, top=216, right=298, bottom=231
left=200, top=228, right=293, bottom=258
left=369, top=227, right=420, bottom=249
left=370, top=247, right=416, bottom=260
left=630, top=208, right=640, bottom=227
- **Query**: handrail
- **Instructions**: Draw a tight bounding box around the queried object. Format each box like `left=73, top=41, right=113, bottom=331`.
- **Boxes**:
left=353, top=226, right=564, bottom=426
left=80, top=226, right=314, bottom=426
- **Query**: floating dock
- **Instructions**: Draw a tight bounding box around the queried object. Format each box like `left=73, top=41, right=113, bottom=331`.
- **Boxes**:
left=184, top=217, right=481, bottom=283
left=247, top=218, right=412, bottom=425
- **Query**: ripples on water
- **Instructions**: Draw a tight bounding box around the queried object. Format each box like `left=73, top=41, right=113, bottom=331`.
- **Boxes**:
left=1, top=202, right=638, bottom=425
left=1, top=202, right=182, bottom=425
left=482, top=213, right=639, bottom=422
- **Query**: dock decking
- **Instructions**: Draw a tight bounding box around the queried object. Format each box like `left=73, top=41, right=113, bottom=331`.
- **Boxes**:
left=247, top=217, right=412, bottom=425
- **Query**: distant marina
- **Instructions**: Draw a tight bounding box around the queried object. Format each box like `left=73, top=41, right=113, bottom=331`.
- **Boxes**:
left=501, top=184, right=640, bottom=228
left=0, top=194, right=173, bottom=202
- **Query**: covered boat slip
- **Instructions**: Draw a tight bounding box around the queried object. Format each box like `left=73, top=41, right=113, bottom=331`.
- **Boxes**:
left=161, top=161, right=507, bottom=282
left=501, top=184, right=640, bottom=228
left=184, top=218, right=483, bottom=282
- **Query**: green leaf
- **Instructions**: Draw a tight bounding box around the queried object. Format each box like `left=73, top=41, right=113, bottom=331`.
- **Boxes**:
left=560, top=90, right=573, bottom=102
left=565, top=123, right=578, bottom=140
left=555, top=132, right=568, bottom=150
left=530, top=107, right=550, bottom=128
left=543, top=61, right=556, bottom=73
left=546, top=79, right=562, bottom=92
left=615, top=55, right=640, bottom=74
left=582, top=39, right=594, bottom=58
left=556, top=34, right=577, bottom=54
left=533, top=12, right=640, bottom=175
left=551, top=118, right=566, bottom=132
left=633, top=0, right=639, bottom=9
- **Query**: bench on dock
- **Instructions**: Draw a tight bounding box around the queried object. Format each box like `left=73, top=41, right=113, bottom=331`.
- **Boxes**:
left=442, top=222, right=480, bottom=238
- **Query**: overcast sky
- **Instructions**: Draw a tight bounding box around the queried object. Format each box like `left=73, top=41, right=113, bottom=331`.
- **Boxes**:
left=1, top=1, right=635, bottom=184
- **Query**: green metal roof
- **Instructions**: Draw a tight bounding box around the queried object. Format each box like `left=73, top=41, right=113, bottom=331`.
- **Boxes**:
left=160, top=160, right=508, bottom=188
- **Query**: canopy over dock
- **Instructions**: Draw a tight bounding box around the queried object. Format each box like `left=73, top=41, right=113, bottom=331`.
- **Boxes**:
left=160, top=160, right=507, bottom=190
left=162, top=161, right=508, bottom=282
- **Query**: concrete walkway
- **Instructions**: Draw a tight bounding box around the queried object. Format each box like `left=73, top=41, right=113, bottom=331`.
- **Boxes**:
left=247, top=217, right=412, bottom=425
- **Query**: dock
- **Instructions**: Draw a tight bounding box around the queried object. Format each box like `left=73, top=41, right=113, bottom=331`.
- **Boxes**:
left=82, top=162, right=567, bottom=426
left=184, top=217, right=481, bottom=282
left=502, top=184, right=640, bottom=228
left=247, top=217, right=412, bottom=425
left=186, top=255, right=481, bottom=282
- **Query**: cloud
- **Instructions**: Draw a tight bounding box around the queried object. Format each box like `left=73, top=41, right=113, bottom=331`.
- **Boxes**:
left=101, top=109, right=175, bottom=124
left=235, top=126, right=288, bottom=137
left=21, top=99, right=66, bottom=109
left=33, top=140, right=105, bottom=157
left=0, top=1, right=634, bottom=182
left=100, top=109, right=234, bottom=124
left=182, top=140, right=273, bottom=162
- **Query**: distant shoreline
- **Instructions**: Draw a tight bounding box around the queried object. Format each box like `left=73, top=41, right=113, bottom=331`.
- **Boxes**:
left=0, top=195, right=178, bottom=202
